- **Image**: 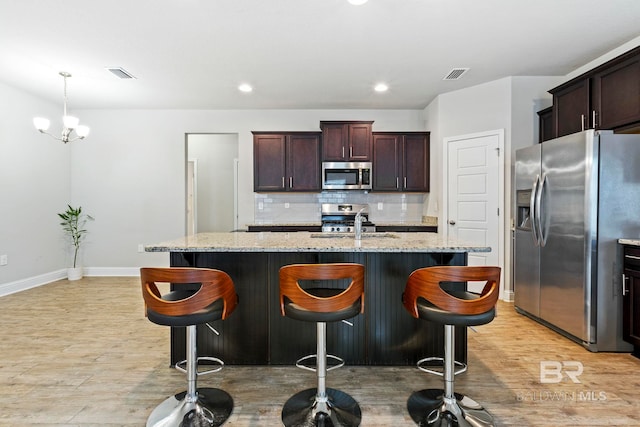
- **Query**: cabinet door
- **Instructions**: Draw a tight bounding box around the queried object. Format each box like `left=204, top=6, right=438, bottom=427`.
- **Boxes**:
left=348, top=123, right=372, bottom=161
left=403, top=133, right=429, bottom=192
left=623, top=246, right=640, bottom=348
left=623, top=269, right=640, bottom=347
left=287, top=134, right=321, bottom=191
left=593, top=55, right=640, bottom=130
left=321, top=123, right=347, bottom=161
left=552, top=79, right=591, bottom=137
left=537, top=106, right=554, bottom=143
left=254, top=134, right=286, bottom=191
left=372, top=134, right=401, bottom=191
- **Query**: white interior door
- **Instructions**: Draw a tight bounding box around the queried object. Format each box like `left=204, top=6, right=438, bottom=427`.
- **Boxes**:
left=444, top=130, right=504, bottom=294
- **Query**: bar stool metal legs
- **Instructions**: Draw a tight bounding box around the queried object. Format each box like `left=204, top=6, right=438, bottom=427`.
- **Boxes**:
left=281, top=322, right=362, bottom=427
left=146, top=325, right=233, bottom=427
left=407, top=325, right=494, bottom=427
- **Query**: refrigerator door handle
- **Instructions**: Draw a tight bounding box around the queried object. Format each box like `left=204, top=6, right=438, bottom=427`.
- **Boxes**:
left=538, top=174, right=549, bottom=247
left=536, top=174, right=547, bottom=247
left=530, top=175, right=540, bottom=246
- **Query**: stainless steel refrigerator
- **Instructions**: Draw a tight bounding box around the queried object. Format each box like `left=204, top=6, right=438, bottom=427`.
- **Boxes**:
left=514, top=129, right=640, bottom=352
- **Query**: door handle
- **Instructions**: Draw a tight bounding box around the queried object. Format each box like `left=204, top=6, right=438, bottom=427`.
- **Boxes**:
left=536, top=174, right=549, bottom=247
left=530, top=175, right=540, bottom=246
left=449, top=220, right=456, bottom=225
left=622, top=273, right=629, bottom=296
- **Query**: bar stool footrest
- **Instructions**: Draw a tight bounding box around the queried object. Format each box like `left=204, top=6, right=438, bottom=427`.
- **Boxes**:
left=175, top=356, right=224, bottom=376
left=417, top=356, right=467, bottom=377
left=295, top=353, right=345, bottom=373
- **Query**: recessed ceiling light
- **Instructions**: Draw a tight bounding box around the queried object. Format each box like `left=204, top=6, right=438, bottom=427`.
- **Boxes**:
left=238, top=83, right=253, bottom=93
left=348, top=0, right=368, bottom=5
left=374, top=83, right=388, bottom=92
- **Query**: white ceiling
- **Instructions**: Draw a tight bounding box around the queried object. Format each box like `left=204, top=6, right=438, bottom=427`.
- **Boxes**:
left=2, top=0, right=640, bottom=110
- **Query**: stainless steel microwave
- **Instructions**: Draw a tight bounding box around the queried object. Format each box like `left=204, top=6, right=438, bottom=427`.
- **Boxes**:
left=322, top=161, right=372, bottom=190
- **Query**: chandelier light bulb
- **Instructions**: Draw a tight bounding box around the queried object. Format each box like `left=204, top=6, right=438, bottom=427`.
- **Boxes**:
left=76, top=125, right=90, bottom=138
left=63, top=115, right=80, bottom=129
left=33, top=117, right=51, bottom=132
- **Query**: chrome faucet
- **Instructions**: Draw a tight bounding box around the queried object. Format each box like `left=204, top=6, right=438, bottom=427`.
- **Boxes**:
left=354, top=208, right=365, bottom=241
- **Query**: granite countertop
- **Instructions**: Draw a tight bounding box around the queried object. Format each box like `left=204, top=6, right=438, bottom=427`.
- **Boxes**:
left=246, top=221, right=437, bottom=228
left=619, top=238, right=640, bottom=246
left=145, top=232, right=489, bottom=253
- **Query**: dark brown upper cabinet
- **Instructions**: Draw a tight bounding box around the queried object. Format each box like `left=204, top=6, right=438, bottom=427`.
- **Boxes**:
left=592, top=54, right=640, bottom=130
left=320, top=121, right=373, bottom=161
left=253, top=132, right=321, bottom=192
left=372, top=132, right=430, bottom=192
left=537, top=106, right=554, bottom=143
left=549, top=46, right=640, bottom=138
left=550, top=78, right=591, bottom=138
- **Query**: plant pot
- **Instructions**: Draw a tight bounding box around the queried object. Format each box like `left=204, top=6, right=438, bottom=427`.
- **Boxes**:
left=67, top=267, right=83, bottom=281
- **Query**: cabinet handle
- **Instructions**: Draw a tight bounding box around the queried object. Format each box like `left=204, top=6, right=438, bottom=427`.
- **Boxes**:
left=624, top=255, right=640, bottom=260
left=592, top=110, right=597, bottom=128
left=350, top=146, right=353, bottom=158
left=581, top=114, right=585, bottom=131
left=396, top=177, right=399, bottom=189
left=622, top=273, right=629, bottom=296
left=282, top=177, right=285, bottom=187
left=404, top=177, right=407, bottom=188
left=289, top=177, right=293, bottom=188
left=342, top=147, right=345, bottom=158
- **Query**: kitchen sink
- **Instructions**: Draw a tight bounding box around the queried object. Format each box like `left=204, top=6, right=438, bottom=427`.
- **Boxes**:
left=310, top=232, right=399, bottom=239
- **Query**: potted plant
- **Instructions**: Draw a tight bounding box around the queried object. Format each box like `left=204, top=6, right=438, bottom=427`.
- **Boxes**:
left=58, top=205, right=94, bottom=280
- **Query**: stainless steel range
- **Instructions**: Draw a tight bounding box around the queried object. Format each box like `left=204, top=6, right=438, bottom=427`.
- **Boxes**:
left=321, top=203, right=376, bottom=233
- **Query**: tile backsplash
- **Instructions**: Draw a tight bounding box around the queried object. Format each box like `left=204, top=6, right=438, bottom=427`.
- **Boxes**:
left=254, top=192, right=428, bottom=224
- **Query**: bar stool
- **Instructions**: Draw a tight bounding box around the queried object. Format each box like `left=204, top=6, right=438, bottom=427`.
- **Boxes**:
left=402, top=266, right=501, bottom=427
left=140, top=267, right=238, bottom=427
left=279, top=263, right=365, bottom=427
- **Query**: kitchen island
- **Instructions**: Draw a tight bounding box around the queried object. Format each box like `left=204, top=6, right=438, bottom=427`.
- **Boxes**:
left=146, top=232, right=490, bottom=366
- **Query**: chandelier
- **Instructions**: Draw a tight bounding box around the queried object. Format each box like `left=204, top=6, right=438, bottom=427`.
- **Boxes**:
left=33, top=72, right=90, bottom=143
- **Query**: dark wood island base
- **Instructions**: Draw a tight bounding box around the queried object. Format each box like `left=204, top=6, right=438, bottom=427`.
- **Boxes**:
left=168, top=250, right=468, bottom=366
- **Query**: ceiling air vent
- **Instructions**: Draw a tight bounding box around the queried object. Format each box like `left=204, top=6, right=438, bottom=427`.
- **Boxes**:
left=106, top=67, right=136, bottom=79
left=443, top=68, right=469, bottom=81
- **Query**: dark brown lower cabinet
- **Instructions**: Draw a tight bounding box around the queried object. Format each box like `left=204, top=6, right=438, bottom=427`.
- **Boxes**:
left=623, top=245, right=640, bottom=357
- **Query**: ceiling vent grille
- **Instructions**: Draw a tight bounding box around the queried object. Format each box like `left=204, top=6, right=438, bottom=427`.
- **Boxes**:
left=106, top=67, right=136, bottom=79
left=443, top=68, right=469, bottom=81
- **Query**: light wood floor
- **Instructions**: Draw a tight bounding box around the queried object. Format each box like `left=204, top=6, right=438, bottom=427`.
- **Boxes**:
left=1, top=277, right=639, bottom=426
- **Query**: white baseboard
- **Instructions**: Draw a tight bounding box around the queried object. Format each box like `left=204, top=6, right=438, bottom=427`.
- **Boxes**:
left=0, top=267, right=141, bottom=297
left=503, top=289, right=514, bottom=302
left=0, top=269, right=67, bottom=297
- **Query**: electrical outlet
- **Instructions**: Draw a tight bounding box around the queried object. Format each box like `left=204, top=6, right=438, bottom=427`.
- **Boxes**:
left=0, top=254, right=7, bottom=266
left=258, top=201, right=264, bottom=210
left=377, top=202, right=383, bottom=210
left=138, top=244, right=144, bottom=253
left=285, top=203, right=290, bottom=208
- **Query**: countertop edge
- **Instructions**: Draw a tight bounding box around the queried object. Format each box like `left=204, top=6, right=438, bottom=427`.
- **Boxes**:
left=619, top=238, right=640, bottom=246
left=145, top=232, right=490, bottom=253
